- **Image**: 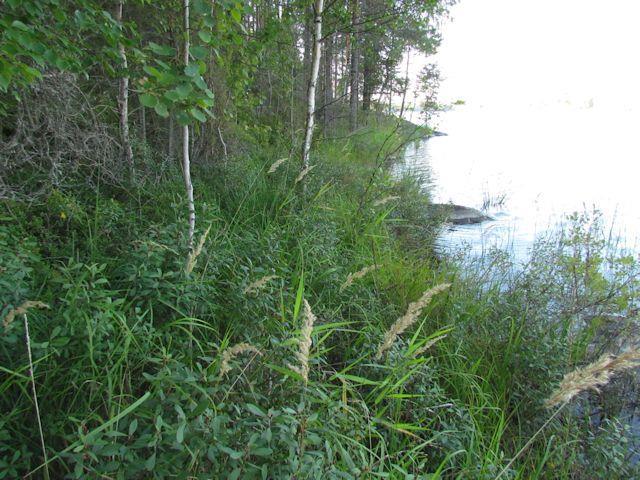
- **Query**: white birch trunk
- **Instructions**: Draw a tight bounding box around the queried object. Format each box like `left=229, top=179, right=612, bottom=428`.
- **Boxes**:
left=116, top=1, right=133, bottom=173
left=183, top=0, right=195, bottom=248
left=301, top=0, right=324, bottom=169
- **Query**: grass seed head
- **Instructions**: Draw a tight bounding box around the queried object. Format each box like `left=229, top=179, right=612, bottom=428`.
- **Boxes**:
left=268, top=157, right=288, bottom=173
left=287, top=298, right=315, bottom=383
left=340, top=265, right=379, bottom=291
left=413, top=334, right=447, bottom=357
left=3, top=301, right=50, bottom=331
left=219, top=343, right=262, bottom=378
left=243, top=275, right=278, bottom=295
left=545, top=348, right=640, bottom=408
left=376, top=283, right=450, bottom=360
left=295, top=165, right=316, bottom=183
left=185, top=225, right=211, bottom=275
left=373, top=196, right=400, bottom=207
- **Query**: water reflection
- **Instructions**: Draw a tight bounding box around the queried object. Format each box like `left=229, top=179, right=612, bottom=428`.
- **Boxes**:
left=402, top=102, right=640, bottom=261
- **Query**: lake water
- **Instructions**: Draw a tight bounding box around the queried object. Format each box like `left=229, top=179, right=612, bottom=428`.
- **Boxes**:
left=403, top=101, right=640, bottom=262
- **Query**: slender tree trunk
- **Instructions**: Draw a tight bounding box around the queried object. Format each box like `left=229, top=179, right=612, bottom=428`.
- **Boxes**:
left=168, top=115, right=174, bottom=158
left=361, top=0, right=373, bottom=114
left=116, top=1, right=133, bottom=173
left=301, top=0, right=324, bottom=169
left=399, top=48, right=411, bottom=119
left=183, top=0, right=195, bottom=248
left=322, top=32, right=333, bottom=133
left=303, top=5, right=312, bottom=91
left=139, top=99, right=147, bottom=144
left=348, top=0, right=359, bottom=131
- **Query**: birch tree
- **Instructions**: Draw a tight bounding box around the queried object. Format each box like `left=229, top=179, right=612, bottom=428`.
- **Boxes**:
left=115, top=1, right=134, bottom=173
left=301, top=0, right=324, bottom=170
left=348, top=0, right=359, bottom=131
left=183, top=0, right=195, bottom=248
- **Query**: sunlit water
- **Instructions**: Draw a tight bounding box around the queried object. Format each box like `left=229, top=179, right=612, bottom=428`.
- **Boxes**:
left=402, top=102, right=640, bottom=261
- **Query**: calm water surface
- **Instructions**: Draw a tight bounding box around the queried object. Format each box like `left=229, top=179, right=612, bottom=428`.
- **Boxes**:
left=403, top=102, right=640, bottom=260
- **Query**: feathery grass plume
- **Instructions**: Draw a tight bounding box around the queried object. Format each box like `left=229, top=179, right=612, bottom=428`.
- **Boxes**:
left=185, top=225, right=211, bottom=275
left=295, top=164, right=316, bottom=183
left=373, top=195, right=400, bottom=207
left=287, top=298, right=315, bottom=383
left=413, top=334, right=447, bottom=357
left=545, top=348, right=640, bottom=408
left=376, top=283, right=451, bottom=360
left=340, top=265, right=379, bottom=292
left=219, top=343, right=262, bottom=378
left=3, top=301, right=49, bottom=331
left=267, top=157, right=288, bottom=173
left=243, top=274, right=278, bottom=295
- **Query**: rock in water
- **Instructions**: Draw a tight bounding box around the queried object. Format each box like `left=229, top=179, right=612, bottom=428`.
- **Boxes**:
left=430, top=203, right=494, bottom=225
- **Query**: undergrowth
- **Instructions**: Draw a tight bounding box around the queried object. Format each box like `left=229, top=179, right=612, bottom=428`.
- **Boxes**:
left=1, top=120, right=639, bottom=479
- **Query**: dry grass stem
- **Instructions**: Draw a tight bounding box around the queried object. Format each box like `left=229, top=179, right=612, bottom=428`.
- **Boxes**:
left=340, top=265, right=379, bottom=291
left=267, top=157, right=288, bottom=173
left=376, top=283, right=451, bottom=360
left=3, top=301, right=49, bottom=331
left=23, top=313, right=50, bottom=480
left=219, top=343, right=262, bottom=378
left=373, top=196, right=400, bottom=207
left=545, top=347, right=640, bottom=408
left=413, top=334, right=447, bottom=357
left=295, top=165, right=315, bottom=183
left=243, top=275, right=278, bottom=295
left=185, top=225, right=211, bottom=275
left=287, top=299, right=315, bottom=383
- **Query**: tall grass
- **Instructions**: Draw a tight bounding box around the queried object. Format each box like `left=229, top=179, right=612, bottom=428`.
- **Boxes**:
left=1, top=118, right=639, bottom=478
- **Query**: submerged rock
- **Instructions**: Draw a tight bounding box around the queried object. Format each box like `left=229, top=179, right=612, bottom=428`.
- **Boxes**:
left=430, top=203, right=493, bottom=225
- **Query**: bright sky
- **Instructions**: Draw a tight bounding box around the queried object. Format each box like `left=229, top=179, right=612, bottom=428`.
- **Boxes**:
left=415, top=0, right=640, bottom=109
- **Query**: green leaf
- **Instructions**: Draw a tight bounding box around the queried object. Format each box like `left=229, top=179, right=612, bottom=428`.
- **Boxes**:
left=190, top=45, right=209, bottom=60
left=176, top=83, right=193, bottom=99
left=176, top=423, right=186, bottom=444
left=142, top=65, right=161, bottom=78
left=139, top=93, right=157, bottom=108
left=184, top=63, right=200, bottom=77
left=145, top=452, right=156, bottom=471
left=251, top=447, right=273, bottom=457
left=194, top=76, right=208, bottom=90
left=190, top=108, right=207, bottom=122
left=198, top=30, right=212, bottom=43
left=148, top=42, right=176, bottom=57
left=164, top=90, right=181, bottom=102
left=176, top=111, right=191, bottom=126
left=219, top=445, right=243, bottom=460
left=246, top=404, right=266, bottom=417
left=154, top=102, right=169, bottom=117
left=0, top=70, right=12, bottom=91
left=11, top=20, right=30, bottom=31
left=230, top=8, right=242, bottom=23
left=128, top=419, right=138, bottom=436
